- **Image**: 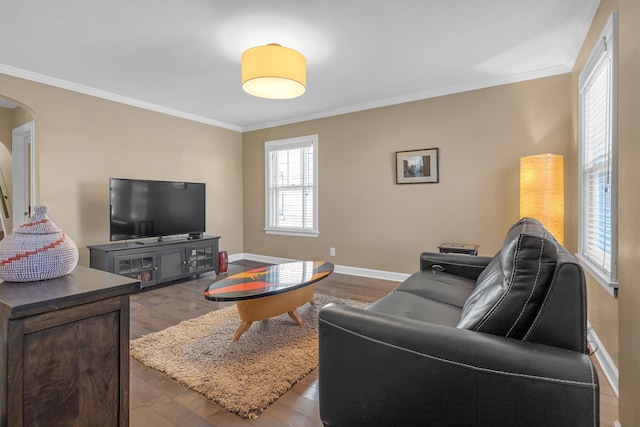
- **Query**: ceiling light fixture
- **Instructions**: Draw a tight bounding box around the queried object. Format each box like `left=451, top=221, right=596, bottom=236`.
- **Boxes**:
left=241, top=43, right=306, bottom=99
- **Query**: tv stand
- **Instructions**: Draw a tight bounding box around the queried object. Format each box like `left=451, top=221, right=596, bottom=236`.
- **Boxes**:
left=88, top=235, right=220, bottom=289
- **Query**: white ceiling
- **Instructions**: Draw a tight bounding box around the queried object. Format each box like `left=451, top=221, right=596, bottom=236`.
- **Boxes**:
left=0, top=0, right=599, bottom=132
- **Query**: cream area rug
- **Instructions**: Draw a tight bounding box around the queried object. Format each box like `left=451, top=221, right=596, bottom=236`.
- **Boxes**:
left=130, top=294, right=367, bottom=419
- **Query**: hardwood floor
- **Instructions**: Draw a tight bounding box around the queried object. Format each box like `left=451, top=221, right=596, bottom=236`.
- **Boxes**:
left=129, top=260, right=618, bottom=426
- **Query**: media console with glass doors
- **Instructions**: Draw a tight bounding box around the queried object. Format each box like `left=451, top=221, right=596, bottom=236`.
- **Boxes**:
left=88, top=235, right=220, bottom=288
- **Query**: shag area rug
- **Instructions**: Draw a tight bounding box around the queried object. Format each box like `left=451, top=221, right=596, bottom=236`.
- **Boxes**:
left=130, top=294, right=367, bottom=419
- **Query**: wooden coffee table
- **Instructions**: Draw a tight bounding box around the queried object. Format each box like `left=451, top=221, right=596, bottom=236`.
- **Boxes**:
left=204, top=260, right=334, bottom=341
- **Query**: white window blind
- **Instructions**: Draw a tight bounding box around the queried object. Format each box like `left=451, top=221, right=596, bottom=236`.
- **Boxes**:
left=578, top=12, right=618, bottom=295
left=264, top=135, right=318, bottom=237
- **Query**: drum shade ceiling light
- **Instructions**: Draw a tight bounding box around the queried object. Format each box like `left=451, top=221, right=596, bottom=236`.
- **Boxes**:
left=241, top=43, right=306, bottom=99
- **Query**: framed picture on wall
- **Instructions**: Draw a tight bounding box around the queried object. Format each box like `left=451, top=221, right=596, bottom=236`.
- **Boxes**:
left=395, top=148, right=439, bottom=184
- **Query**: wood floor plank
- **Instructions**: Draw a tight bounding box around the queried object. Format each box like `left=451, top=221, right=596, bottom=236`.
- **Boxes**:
left=173, top=392, right=226, bottom=420
left=129, top=260, right=618, bottom=426
left=131, top=405, right=179, bottom=427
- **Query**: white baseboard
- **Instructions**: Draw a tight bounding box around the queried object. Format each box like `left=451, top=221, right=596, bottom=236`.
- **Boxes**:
left=238, top=253, right=298, bottom=265
left=227, top=252, right=247, bottom=263
left=236, top=253, right=409, bottom=282
left=587, top=321, right=619, bottom=397
left=333, top=264, right=410, bottom=282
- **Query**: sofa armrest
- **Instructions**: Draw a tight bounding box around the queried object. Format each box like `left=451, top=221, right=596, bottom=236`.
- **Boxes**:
left=319, top=303, right=599, bottom=427
left=420, top=252, right=493, bottom=280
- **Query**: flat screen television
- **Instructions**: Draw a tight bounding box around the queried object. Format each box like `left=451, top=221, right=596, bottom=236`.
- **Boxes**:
left=109, top=178, right=206, bottom=241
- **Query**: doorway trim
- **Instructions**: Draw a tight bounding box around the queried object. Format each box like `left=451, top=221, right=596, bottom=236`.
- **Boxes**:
left=12, top=120, right=36, bottom=225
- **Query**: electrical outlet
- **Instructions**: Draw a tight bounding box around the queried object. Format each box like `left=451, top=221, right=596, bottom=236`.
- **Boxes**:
left=330, top=247, right=336, bottom=257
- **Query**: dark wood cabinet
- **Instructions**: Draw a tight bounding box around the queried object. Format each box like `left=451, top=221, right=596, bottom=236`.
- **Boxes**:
left=157, top=247, right=186, bottom=283
left=0, top=266, right=138, bottom=426
left=88, top=236, right=220, bottom=288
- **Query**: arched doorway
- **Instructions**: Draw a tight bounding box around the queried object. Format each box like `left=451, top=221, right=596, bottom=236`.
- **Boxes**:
left=0, top=95, right=36, bottom=236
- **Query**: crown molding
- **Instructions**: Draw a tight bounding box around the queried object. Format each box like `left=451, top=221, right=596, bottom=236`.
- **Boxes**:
left=1, top=61, right=572, bottom=134
left=0, top=64, right=243, bottom=133
left=562, top=0, right=601, bottom=71
left=241, top=64, right=572, bottom=131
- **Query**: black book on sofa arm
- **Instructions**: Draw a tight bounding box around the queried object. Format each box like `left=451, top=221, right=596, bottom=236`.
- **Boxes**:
left=419, top=252, right=494, bottom=280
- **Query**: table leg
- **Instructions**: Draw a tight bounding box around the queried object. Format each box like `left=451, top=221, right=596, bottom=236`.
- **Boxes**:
left=234, top=321, right=253, bottom=341
left=233, top=284, right=317, bottom=340
left=287, top=309, right=302, bottom=326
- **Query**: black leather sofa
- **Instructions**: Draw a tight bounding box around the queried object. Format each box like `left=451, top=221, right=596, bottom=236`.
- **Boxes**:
left=318, top=218, right=599, bottom=426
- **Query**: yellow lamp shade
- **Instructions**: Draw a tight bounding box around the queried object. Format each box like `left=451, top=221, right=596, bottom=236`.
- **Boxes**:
left=241, top=43, right=306, bottom=99
left=520, top=153, right=564, bottom=244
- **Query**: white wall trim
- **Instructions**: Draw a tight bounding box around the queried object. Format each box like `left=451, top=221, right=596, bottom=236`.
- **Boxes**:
left=587, top=321, right=619, bottom=397
left=239, top=253, right=298, bottom=265
left=333, top=265, right=409, bottom=282
left=238, top=253, right=408, bottom=283
left=227, top=252, right=245, bottom=263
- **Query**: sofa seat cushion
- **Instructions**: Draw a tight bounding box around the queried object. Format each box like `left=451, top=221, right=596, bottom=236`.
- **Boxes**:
left=395, top=270, right=475, bottom=308
left=367, top=291, right=462, bottom=327
left=456, top=218, right=558, bottom=339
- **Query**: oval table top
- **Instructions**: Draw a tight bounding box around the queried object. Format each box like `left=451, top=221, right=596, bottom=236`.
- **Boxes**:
left=204, top=260, right=334, bottom=302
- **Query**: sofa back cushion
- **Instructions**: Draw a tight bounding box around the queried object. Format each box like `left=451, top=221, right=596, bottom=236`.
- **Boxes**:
left=456, top=218, right=558, bottom=339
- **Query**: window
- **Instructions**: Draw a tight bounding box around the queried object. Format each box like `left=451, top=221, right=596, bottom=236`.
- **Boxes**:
left=578, top=12, right=618, bottom=296
left=264, top=135, right=318, bottom=237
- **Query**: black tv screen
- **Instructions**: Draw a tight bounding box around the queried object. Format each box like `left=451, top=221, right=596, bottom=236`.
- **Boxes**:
left=109, top=178, right=206, bottom=241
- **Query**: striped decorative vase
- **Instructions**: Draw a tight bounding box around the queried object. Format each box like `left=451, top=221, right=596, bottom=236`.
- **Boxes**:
left=0, top=205, right=79, bottom=282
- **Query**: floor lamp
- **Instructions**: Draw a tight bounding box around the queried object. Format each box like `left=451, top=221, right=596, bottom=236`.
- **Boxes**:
left=520, top=153, right=564, bottom=245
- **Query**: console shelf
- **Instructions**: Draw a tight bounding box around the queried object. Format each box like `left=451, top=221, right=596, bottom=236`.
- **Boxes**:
left=88, top=235, right=220, bottom=288
left=0, top=266, right=138, bottom=426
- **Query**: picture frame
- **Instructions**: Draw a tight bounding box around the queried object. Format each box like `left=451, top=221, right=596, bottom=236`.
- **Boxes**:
left=395, top=147, right=439, bottom=184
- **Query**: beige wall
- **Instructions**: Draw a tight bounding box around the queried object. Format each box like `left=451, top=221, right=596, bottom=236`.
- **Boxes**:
left=572, top=0, right=640, bottom=424
left=0, top=102, right=35, bottom=152
left=0, top=73, right=244, bottom=265
left=0, top=107, right=11, bottom=150
left=570, top=0, right=621, bottom=371
left=243, top=74, right=574, bottom=274
left=617, top=0, right=640, bottom=424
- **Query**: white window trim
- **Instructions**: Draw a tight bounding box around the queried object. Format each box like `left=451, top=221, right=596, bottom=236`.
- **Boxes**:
left=577, top=11, right=618, bottom=297
left=264, top=134, right=319, bottom=238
